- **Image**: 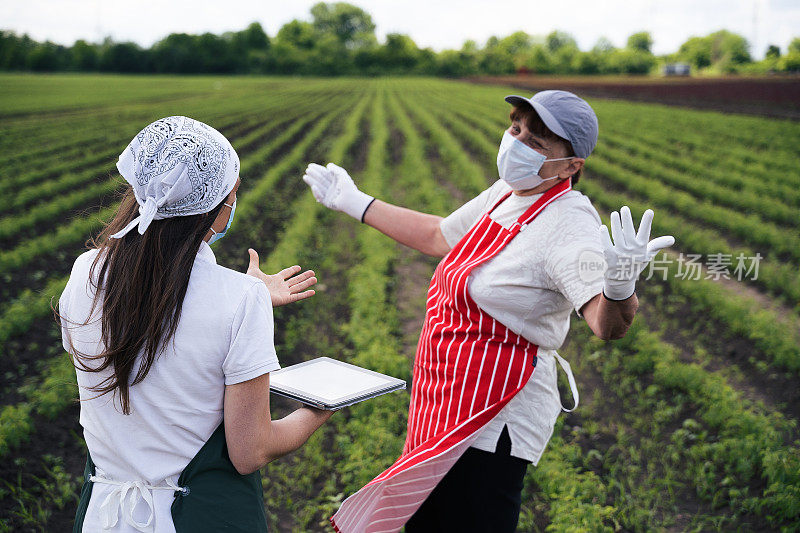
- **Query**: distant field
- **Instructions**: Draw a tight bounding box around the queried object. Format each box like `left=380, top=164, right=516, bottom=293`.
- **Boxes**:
left=0, top=74, right=799, bottom=532
left=474, top=74, right=800, bottom=119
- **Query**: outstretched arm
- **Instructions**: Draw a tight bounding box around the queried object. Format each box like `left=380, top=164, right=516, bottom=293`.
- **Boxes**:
left=362, top=200, right=450, bottom=257
left=302, top=162, right=450, bottom=257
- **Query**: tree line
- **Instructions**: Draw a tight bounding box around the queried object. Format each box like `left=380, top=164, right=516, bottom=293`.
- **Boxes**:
left=1, top=2, right=799, bottom=76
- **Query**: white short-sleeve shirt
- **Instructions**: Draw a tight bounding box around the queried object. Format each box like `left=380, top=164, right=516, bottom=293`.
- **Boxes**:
left=59, top=240, right=280, bottom=532
left=439, top=179, right=605, bottom=464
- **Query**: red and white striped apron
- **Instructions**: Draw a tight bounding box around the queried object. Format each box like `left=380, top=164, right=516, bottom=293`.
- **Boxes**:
left=331, top=178, right=573, bottom=533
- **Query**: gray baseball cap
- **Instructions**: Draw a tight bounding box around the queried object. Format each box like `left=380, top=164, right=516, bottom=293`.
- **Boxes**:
left=505, top=90, right=599, bottom=159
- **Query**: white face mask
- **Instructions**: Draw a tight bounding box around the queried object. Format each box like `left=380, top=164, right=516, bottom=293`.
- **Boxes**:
left=496, top=131, right=574, bottom=191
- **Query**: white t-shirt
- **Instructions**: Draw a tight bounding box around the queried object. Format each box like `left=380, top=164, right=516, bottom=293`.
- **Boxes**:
left=59, top=240, right=280, bottom=533
left=439, top=179, right=605, bottom=464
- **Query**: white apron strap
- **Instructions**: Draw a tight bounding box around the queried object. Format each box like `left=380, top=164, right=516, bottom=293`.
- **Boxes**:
left=553, top=352, right=579, bottom=412
left=89, top=473, right=187, bottom=532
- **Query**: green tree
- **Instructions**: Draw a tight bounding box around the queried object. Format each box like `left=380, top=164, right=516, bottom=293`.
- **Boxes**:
left=309, top=33, right=351, bottom=75
left=627, top=31, right=653, bottom=53
left=608, top=48, right=655, bottom=74
left=0, top=31, right=37, bottom=70
left=572, top=51, right=601, bottom=74
left=778, top=37, right=800, bottom=72
left=196, top=33, right=236, bottom=73
left=523, top=44, right=554, bottom=74
left=275, top=20, right=317, bottom=50
left=497, top=31, right=533, bottom=57
left=479, top=36, right=516, bottom=75
left=226, top=22, right=271, bottom=73
left=310, top=2, right=376, bottom=49
left=152, top=33, right=202, bottom=73
left=379, top=33, right=420, bottom=72
left=238, top=22, right=269, bottom=50
left=27, top=41, right=66, bottom=71
left=679, top=30, right=751, bottom=71
left=268, top=41, right=309, bottom=74
left=437, top=49, right=478, bottom=77
left=545, top=30, right=577, bottom=53
left=679, top=36, right=712, bottom=68
left=545, top=31, right=579, bottom=72
left=99, top=42, right=149, bottom=72
left=70, top=39, right=98, bottom=70
left=709, top=30, right=750, bottom=66
left=765, top=44, right=781, bottom=59
left=592, top=37, right=616, bottom=54
left=778, top=53, right=800, bottom=72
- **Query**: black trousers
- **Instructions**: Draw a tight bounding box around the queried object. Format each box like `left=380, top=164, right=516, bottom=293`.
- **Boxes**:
left=404, top=425, right=530, bottom=533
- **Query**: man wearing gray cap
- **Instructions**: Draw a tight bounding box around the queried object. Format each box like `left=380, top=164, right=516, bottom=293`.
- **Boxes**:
left=304, top=90, right=674, bottom=532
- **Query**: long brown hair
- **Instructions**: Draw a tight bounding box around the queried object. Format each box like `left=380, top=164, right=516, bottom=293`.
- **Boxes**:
left=57, top=187, right=227, bottom=414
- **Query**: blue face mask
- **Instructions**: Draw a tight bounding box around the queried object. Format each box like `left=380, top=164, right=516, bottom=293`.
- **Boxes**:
left=208, top=199, right=236, bottom=245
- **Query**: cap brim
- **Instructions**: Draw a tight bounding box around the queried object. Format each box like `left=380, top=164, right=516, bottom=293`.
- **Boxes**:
left=504, top=95, right=570, bottom=143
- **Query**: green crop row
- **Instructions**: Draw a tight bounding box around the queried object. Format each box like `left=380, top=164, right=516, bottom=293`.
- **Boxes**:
left=330, top=87, right=412, bottom=494
left=0, top=356, right=76, bottom=458
left=0, top=89, right=310, bottom=201
left=0, top=86, right=296, bottom=170
left=0, top=105, right=332, bottom=358
left=591, top=98, right=800, bottom=175
left=600, top=129, right=800, bottom=207
left=599, top=130, right=800, bottom=213
left=395, top=90, right=487, bottom=198
left=586, top=155, right=800, bottom=264
left=256, top=89, right=374, bottom=530
left=0, top=277, right=68, bottom=349
left=1, top=95, right=266, bottom=189
left=577, top=313, right=799, bottom=528
left=0, top=96, right=334, bottom=279
left=234, top=91, right=364, bottom=228
left=1, top=79, right=344, bottom=180
left=0, top=107, right=261, bottom=212
left=0, top=93, right=320, bottom=240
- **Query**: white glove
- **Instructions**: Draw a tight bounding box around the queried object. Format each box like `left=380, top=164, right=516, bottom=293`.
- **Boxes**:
left=302, top=162, right=375, bottom=222
left=599, top=205, right=675, bottom=300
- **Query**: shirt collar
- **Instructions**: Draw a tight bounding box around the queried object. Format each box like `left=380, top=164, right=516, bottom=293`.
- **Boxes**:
left=196, top=240, right=217, bottom=265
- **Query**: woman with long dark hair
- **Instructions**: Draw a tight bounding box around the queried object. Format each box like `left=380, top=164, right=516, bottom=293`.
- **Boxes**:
left=58, top=116, right=330, bottom=533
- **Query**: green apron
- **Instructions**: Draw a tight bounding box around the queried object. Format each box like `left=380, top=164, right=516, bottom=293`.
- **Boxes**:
left=73, top=422, right=268, bottom=532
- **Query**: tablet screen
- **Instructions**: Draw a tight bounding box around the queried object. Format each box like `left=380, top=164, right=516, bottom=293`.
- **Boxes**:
left=270, top=358, right=396, bottom=403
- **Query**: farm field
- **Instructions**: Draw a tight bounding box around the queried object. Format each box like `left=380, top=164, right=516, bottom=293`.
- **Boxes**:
left=0, top=74, right=799, bottom=532
left=473, top=74, right=800, bottom=120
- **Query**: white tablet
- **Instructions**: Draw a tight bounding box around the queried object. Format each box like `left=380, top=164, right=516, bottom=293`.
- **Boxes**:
left=268, top=357, right=406, bottom=410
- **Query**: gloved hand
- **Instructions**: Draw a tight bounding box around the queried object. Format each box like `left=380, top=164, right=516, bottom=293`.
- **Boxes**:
left=302, top=162, right=375, bottom=222
left=599, top=205, right=675, bottom=300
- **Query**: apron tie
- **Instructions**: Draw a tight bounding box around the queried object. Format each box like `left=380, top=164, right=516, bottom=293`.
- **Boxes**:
left=553, top=352, right=579, bottom=412
left=89, top=473, right=187, bottom=532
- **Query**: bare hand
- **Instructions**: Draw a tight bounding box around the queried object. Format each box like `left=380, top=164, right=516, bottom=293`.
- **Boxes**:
left=246, top=248, right=317, bottom=307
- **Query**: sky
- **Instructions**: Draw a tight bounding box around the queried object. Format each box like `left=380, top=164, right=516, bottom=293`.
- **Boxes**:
left=3, top=0, right=799, bottom=60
